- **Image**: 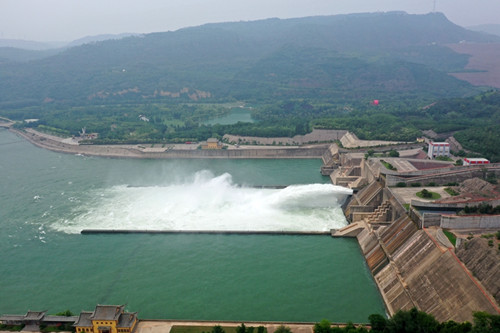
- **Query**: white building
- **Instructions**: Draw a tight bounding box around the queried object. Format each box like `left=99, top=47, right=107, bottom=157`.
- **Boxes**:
left=427, top=142, right=450, bottom=159
left=463, top=158, right=490, bottom=166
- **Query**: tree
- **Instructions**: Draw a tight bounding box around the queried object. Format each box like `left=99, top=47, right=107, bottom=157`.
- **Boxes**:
left=55, top=310, right=74, bottom=317
left=273, top=325, right=292, bottom=333
left=471, top=311, right=500, bottom=333
left=314, top=319, right=332, bottom=333
left=385, top=308, right=439, bottom=333
left=438, top=320, right=472, bottom=333
left=420, top=189, right=433, bottom=198
left=365, top=149, right=375, bottom=160
left=237, top=323, right=247, bottom=333
left=368, top=314, right=387, bottom=333
left=212, top=325, right=225, bottom=333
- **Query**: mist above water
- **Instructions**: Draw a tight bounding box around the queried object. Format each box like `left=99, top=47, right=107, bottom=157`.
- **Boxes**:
left=51, top=171, right=352, bottom=234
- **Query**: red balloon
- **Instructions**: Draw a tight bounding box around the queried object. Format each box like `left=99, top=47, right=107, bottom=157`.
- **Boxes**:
left=373, top=99, right=379, bottom=105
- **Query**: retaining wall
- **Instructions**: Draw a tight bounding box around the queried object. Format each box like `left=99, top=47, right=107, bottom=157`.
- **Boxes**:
left=422, top=213, right=442, bottom=228
left=386, top=165, right=500, bottom=187
left=441, top=215, right=500, bottom=229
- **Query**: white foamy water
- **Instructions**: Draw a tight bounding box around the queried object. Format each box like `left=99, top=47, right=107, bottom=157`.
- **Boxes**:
left=51, top=171, right=352, bottom=233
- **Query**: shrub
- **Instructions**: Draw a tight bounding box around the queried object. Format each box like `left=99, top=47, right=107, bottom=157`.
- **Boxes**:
left=388, top=149, right=399, bottom=157
left=0, top=325, right=25, bottom=332
left=444, top=187, right=459, bottom=196
left=380, top=160, right=397, bottom=171
left=416, top=189, right=441, bottom=200
left=443, top=230, right=457, bottom=246
left=410, top=182, right=421, bottom=187
left=396, top=182, right=407, bottom=187
left=436, top=156, right=453, bottom=161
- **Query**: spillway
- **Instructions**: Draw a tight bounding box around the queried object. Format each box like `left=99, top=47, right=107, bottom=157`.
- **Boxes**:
left=51, top=171, right=352, bottom=234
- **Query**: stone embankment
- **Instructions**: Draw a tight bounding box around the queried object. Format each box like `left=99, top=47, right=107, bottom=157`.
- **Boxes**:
left=10, top=128, right=326, bottom=159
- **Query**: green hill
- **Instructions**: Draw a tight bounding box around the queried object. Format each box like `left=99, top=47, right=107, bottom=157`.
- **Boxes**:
left=0, top=12, right=496, bottom=106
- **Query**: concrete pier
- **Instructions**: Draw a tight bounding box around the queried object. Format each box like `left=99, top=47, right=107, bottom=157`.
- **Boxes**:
left=81, top=229, right=331, bottom=236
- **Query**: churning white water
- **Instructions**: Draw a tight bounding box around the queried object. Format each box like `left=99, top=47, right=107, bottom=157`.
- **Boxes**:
left=51, top=171, right=352, bottom=233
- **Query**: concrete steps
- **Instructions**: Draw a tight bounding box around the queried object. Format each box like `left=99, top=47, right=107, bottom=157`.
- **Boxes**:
left=331, top=222, right=365, bottom=237
left=367, top=200, right=391, bottom=223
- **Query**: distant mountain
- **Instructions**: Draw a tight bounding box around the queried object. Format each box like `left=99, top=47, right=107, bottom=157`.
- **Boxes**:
left=0, top=12, right=497, bottom=106
left=0, top=33, right=140, bottom=63
left=65, top=33, right=141, bottom=47
left=467, top=24, right=500, bottom=37
left=0, top=47, right=65, bottom=64
left=0, top=33, right=139, bottom=50
left=0, top=39, right=65, bottom=50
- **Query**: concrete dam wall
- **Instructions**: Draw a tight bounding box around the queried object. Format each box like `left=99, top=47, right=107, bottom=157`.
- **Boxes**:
left=350, top=181, right=500, bottom=322
left=357, top=216, right=499, bottom=322
left=137, top=147, right=326, bottom=159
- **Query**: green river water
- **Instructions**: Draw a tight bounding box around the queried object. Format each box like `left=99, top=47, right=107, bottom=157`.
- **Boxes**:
left=0, top=128, right=385, bottom=322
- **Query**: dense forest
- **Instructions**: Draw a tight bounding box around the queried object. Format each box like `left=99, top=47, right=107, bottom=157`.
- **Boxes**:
left=1, top=12, right=499, bottom=161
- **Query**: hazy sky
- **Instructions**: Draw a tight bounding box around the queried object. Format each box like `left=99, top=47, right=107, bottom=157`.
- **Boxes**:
left=1, top=0, right=500, bottom=42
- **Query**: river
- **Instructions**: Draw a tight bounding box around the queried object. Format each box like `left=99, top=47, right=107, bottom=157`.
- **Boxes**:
left=0, top=128, right=385, bottom=323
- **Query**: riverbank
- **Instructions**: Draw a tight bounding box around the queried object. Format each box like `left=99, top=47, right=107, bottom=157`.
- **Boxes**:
left=9, top=128, right=328, bottom=159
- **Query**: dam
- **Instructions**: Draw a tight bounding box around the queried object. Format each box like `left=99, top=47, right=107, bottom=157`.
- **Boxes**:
left=330, top=150, right=500, bottom=322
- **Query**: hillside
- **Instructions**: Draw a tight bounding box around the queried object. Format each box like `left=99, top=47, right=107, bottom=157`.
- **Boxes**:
left=0, top=12, right=497, bottom=106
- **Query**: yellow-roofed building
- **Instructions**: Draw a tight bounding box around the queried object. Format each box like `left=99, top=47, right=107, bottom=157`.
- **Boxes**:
left=74, top=305, right=137, bottom=333
left=202, top=138, right=222, bottom=149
